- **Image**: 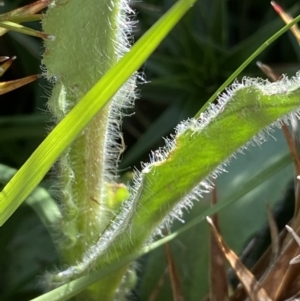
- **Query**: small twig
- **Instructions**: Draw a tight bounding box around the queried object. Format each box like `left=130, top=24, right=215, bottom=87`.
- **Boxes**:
left=163, top=228, right=185, bottom=301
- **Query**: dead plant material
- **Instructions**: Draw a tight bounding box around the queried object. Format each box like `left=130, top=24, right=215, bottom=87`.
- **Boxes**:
left=0, top=74, right=38, bottom=95
left=209, top=187, right=229, bottom=301
left=164, top=241, right=185, bottom=301
left=206, top=216, right=272, bottom=301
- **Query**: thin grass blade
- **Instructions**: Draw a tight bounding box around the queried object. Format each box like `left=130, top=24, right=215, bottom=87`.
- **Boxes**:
left=0, top=75, right=38, bottom=95
left=196, top=14, right=300, bottom=117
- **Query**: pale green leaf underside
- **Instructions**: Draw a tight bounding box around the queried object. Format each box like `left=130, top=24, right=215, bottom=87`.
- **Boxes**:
left=0, top=0, right=196, bottom=226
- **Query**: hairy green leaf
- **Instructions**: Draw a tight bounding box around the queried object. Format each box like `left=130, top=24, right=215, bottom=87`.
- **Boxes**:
left=54, top=75, right=300, bottom=284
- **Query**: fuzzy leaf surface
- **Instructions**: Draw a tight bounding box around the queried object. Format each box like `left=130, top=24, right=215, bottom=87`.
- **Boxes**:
left=58, top=76, right=300, bottom=286
left=98, top=77, right=300, bottom=268
left=0, top=0, right=196, bottom=226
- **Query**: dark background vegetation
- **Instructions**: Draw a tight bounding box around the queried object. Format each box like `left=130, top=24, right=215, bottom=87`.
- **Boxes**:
left=0, top=0, right=299, bottom=300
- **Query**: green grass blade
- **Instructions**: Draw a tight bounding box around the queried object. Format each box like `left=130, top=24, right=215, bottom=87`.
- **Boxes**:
left=196, top=14, right=300, bottom=117
left=222, top=3, right=300, bottom=69
left=0, top=20, right=48, bottom=38
left=0, top=164, right=61, bottom=232
left=29, top=256, right=137, bottom=301
left=0, top=0, right=197, bottom=226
